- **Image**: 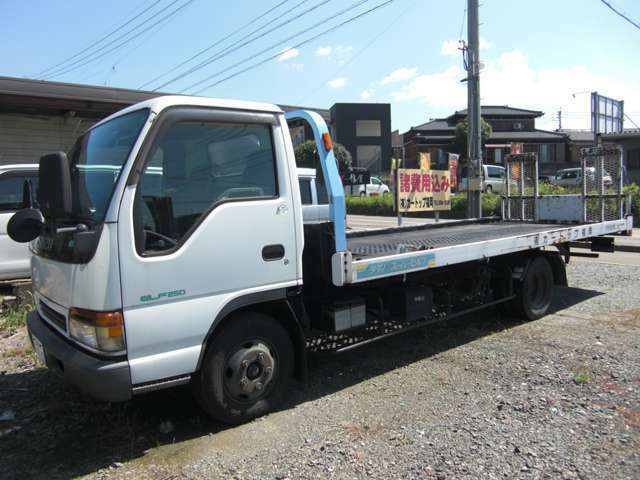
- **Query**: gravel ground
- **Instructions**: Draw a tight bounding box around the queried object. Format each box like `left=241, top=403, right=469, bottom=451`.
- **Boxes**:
left=1, top=261, right=639, bottom=480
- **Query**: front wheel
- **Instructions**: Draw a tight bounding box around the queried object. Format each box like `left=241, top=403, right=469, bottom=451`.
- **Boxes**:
left=484, top=185, right=493, bottom=193
left=512, top=256, right=554, bottom=320
left=359, top=191, right=367, bottom=197
left=193, top=311, right=294, bottom=424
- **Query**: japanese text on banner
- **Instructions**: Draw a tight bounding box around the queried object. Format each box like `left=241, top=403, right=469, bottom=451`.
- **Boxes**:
left=397, top=168, right=451, bottom=212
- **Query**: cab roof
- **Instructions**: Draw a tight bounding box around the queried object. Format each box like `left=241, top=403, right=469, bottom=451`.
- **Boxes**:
left=93, top=95, right=284, bottom=129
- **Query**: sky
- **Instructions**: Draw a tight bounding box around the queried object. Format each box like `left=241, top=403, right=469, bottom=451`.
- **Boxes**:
left=1, top=0, right=639, bottom=133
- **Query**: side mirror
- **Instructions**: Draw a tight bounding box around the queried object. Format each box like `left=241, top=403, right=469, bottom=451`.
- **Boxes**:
left=7, top=208, right=44, bottom=243
left=38, top=152, right=72, bottom=218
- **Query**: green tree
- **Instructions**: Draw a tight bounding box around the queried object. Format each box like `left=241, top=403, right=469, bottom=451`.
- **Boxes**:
left=454, top=118, right=493, bottom=159
left=294, top=139, right=352, bottom=174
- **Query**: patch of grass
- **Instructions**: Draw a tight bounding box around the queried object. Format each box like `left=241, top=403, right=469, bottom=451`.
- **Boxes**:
left=1, top=345, right=33, bottom=359
left=573, top=369, right=593, bottom=385
left=0, top=304, right=30, bottom=334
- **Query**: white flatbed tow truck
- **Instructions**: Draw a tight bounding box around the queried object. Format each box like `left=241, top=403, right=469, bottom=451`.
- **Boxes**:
left=7, top=96, right=634, bottom=424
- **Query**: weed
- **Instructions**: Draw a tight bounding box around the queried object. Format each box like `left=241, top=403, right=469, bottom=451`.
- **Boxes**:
left=0, top=304, right=30, bottom=334
left=573, top=369, right=593, bottom=385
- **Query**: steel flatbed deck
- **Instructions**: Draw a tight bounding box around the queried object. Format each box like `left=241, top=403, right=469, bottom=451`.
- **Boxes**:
left=330, top=217, right=633, bottom=286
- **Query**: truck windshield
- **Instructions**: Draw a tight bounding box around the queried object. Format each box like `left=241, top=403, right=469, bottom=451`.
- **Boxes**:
left=66, top=108, right=149, bottom=223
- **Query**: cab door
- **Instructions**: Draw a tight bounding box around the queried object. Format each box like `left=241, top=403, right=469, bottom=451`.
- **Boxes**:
left=117, top=108, right=301, bottom=385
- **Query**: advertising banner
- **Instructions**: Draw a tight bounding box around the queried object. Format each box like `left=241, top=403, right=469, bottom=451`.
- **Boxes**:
left=397, top=168, right=451, bottom=212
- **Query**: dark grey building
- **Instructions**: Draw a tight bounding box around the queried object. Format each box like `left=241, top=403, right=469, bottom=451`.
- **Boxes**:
left=599, top=129, right=640, bottom=183
left=329, top=103, right=392, bottom=174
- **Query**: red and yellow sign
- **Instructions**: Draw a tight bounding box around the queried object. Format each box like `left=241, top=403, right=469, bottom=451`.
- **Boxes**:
left=397, top=168, right=451, bottom=212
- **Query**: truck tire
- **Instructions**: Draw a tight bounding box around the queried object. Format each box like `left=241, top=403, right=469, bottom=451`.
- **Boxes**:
left=512, top=256, right=554, bottom=321
left=194, top=311, right=294, bottom=425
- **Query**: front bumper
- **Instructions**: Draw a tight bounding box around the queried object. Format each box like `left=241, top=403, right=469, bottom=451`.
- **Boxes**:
left=27, top=310, right=132, bottom=402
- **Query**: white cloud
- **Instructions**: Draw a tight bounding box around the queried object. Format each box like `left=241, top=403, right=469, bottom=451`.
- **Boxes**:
left=328, top=77, right=348, bottom=89
left=441, top=37, right=492, bottom=56
left=277, top=47, right=300, bottom=62
left=360, top=88, right=374, bottom=99
left=316, top=45, right=353, bottom=64
left=390, top=50, right=640, bottom=130
left=381, top=67, right=418, bottom=85
left=315, top=46, right=332, bottom=56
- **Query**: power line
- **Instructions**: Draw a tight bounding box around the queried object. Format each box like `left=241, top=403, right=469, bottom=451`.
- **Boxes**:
left=34, top=0, right=166, bottom=78
left=458, top=2, right=466, bottom=40
left=192, top=0, right=398, bottom=95
left=43, top=0, right=195, bottom=80
left=43, top=0, right=191, bottom=79
left=153, top=0, right=335, bottom=91
left=138, top=0, right=295, bottom=90
left=302, top=0, right=411, bottom=102
left=624, top=112, right=640, bottom=129
left=599, top=0, right=640, bottom=31
left=109, top=2, right=191, bottom=81
left=183, top=0, right=369, bottom=94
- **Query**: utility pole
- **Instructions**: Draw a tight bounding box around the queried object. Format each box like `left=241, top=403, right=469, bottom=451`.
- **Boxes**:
left=557, top=108, right=562, bottom=130
left=466, top=0, right=482, bottom=218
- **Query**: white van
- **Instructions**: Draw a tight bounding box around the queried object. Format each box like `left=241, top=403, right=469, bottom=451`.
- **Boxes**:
left=458, top=164, right=506, bottom=194
left=0, top=164, right=38, bottom=280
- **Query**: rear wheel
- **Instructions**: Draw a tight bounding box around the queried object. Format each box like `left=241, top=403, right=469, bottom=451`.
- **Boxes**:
left=194, top=311, right=294, bottom=424
left=512, top=256, right=554, bottom=320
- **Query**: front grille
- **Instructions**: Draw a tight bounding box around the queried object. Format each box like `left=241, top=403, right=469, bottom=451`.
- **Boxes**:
left=40, top=302, right=67, bottom=332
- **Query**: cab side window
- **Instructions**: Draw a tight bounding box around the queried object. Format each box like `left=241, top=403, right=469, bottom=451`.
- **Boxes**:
left=135, top=122, right=277, bottom=253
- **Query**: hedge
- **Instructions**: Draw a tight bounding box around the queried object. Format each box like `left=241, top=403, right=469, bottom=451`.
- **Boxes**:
left=345, top=184, right=639, bottom=225
left=345, top=192, right=501, bottom=219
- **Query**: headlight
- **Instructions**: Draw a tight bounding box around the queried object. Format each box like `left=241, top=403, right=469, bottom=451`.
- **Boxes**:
left=69, top=308, right=125, bottom=352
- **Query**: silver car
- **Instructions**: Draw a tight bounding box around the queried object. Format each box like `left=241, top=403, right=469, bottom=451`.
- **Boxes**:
left=553, top=167, right=613, bottom=187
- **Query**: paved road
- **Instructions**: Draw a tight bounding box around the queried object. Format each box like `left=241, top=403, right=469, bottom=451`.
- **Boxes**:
left=347, top=214, right=455, bottom=231
left=571, top=249, right=640, bottom=267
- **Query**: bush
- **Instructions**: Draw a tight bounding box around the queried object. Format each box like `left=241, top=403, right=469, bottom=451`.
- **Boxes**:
left=345, top=192, right=501, bottom=218
left=624, top=183, right=640, bottom=224
left=294, top=140, right=352, bottom=174
left=345, top=194, right=393, bottom=216
left=538, top=183, right=568, bottom=195
left=344, top=183, right=639, bottom=225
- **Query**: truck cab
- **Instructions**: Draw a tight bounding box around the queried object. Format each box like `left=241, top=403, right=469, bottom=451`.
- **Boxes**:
left=18, top=96, right=318, bottom=422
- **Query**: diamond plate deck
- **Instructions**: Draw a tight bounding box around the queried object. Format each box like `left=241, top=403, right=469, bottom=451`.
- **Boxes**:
left=346, top=221, right=563, bottom=258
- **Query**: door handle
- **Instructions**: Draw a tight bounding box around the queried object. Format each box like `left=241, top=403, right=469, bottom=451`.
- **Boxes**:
left=262, top=244, right=285, bottom=261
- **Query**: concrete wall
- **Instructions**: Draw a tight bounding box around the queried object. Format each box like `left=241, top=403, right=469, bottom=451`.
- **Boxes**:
left=0, top=113, right=96, bottom=164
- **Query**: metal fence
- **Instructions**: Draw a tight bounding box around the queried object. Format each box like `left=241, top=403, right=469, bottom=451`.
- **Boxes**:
left=502, top=146, right=627, bottom=224
left=504, top=152, right=538, bottom=221
left=581, top=146, right=624, bottom=223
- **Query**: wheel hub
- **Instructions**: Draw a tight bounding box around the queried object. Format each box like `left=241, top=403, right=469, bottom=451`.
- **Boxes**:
left=225, top=342, right=275, bottom=400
